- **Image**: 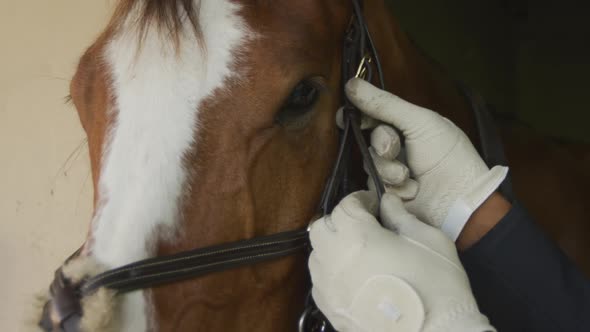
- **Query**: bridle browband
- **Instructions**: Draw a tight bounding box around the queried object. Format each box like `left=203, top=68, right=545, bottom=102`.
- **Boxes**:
left=39, top=1, right=384, bottom=331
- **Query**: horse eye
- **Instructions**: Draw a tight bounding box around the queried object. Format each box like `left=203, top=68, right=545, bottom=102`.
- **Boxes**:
left=275, top=80, right=320, bottom=125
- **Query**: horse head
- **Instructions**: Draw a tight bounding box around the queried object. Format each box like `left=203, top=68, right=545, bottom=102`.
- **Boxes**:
left=41, top=0, right=476, bottom=330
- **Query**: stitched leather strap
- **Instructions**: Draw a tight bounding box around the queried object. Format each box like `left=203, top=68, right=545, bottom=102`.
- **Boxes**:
left=39, top=229, right=309, bottom=331
left=318, top=0, right=386, bottom=217
left=80, top=228, right=309, bottom=295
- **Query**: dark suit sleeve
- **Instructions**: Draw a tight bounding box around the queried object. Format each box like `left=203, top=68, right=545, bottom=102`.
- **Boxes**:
left=459, top=203, right=590, bottom=332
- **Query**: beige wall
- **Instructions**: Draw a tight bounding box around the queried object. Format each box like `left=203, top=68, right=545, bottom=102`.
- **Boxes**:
left=0, top=2, right=114, bottom=330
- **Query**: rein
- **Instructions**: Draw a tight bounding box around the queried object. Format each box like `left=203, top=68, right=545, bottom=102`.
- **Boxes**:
left=39, top=1, right=384, bottom=331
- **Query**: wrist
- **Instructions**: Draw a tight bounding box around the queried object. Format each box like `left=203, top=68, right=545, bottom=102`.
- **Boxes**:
left=456, top=193, right=511, bottom=251
left=438, top=166, right=509, bottom=241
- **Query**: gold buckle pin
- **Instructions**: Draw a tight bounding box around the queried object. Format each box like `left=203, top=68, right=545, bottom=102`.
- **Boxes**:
left=355, top=54, right=372, bottom=79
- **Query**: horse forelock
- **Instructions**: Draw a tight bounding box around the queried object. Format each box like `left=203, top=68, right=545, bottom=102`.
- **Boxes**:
left=111, top=0, right=203, bottom=47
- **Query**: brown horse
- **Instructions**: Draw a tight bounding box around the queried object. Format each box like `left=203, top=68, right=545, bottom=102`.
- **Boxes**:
left=45, top=0, right=589, bottom=330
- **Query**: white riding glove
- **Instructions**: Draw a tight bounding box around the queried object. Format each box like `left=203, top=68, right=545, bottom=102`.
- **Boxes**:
left=309, top=191, right=495, bottom=332
left=346, top=78, right=508, bottom=240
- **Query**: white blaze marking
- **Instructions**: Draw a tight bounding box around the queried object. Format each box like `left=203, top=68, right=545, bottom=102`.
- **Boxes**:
left=91, top=1, right=249, bottom=330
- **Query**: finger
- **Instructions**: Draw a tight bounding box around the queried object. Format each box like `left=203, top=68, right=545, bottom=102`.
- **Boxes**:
left=367, top=178, right=419, bottom=201
left=365, top=148, right=409, bottom=185
left=345, top=78, right=434, bottom=134
left=331, top=191, right=383, bottom=241
left=336, top=107, right=381, bottom=130
left=309, top=191, right=380, bottom=258
left=371, top=125, right=401, bottom=160
left=361, top=114, right=381, bottom=130
left=309, top=253, right=353, bottom=307
left=336, top=190, right=380, bottom=219
left=311, top=285, right=354, bottom=332
left=308, top=253, right=332, bottom=287
left=309, top=215, right=350, bottom=261
left=387, top=179, right=419, bottom=200
left=380, top=194, right=452, bottom=250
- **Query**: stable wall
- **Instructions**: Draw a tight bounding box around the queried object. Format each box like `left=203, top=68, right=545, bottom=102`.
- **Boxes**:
left=0, top=2, right=112, bottom=330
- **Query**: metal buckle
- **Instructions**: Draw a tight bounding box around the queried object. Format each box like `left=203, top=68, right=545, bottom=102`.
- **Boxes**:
left=299, top=307, right=328, bottom=332
left=355, top=54, right=372, bottom=79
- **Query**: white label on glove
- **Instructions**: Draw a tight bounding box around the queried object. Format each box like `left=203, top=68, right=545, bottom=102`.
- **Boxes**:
left=378, top=299, right=402, bottom=322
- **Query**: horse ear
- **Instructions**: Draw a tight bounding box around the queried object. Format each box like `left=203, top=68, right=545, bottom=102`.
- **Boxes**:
left=364, top=0, right=478, bottom=141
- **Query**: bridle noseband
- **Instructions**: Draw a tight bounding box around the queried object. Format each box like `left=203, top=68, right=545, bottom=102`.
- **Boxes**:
left=39, top=1, right=384, bottom=331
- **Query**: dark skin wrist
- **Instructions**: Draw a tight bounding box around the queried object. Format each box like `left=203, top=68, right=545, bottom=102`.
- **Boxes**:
left=456, top=193, right=511, bottom=251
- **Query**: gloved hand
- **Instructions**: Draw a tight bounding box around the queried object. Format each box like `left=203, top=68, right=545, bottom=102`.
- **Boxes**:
left=345, top=78, right=508, bottom=240
left=309, top=191, right=495, bottom=332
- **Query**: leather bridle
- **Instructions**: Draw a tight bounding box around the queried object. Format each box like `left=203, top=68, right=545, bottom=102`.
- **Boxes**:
left=39, top=1, right=384, bottom=331
left=319, top=0, right=385, bottom=217
left=299, top=1, right=385, bottom=330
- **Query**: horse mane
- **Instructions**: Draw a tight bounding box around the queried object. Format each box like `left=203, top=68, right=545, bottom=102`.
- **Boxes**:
left=111, top=0, right=203, bottom=46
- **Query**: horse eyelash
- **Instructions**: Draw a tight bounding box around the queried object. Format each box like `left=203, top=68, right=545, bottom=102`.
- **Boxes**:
left=307, top=76, right=328, bottom=93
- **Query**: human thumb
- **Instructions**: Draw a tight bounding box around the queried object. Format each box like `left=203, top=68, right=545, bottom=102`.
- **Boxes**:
left=345, top=78, right=433, bottom=135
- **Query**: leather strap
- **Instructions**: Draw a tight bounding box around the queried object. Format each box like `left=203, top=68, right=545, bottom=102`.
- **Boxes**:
left=80, top=228, right=309, bottom=295
left=458, top=83, right=515, bottom=202
left=39, top=229, right=309, bottom=331
left=302, top=1, right=385, bottom=331
left=318, top=0, right=386, bottom=217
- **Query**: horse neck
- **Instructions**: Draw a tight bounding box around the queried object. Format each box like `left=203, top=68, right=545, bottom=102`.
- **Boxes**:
left=369, top=5, right=477, bottom=141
